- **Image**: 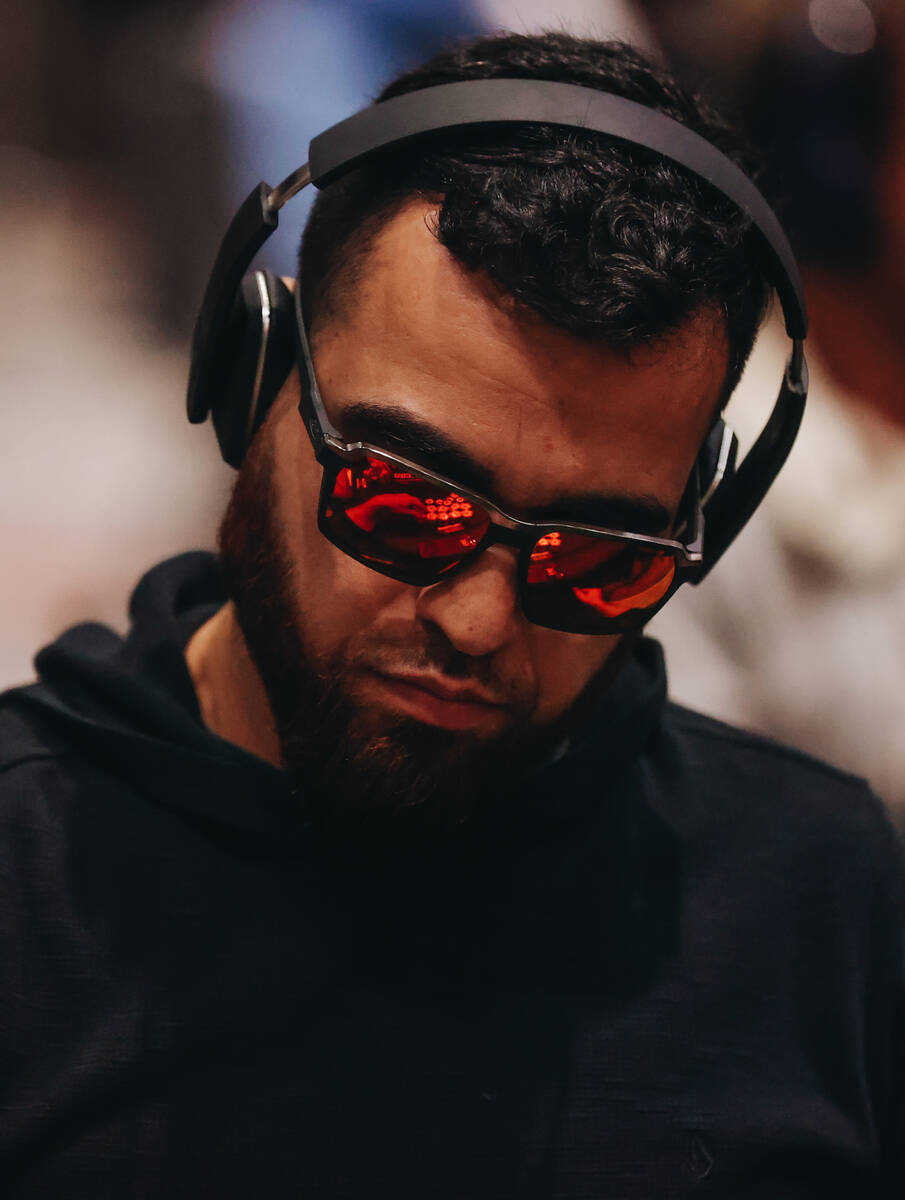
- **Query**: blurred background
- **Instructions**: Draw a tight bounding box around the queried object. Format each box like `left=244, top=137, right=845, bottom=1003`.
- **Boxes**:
left=3, top=0, right=904, bottom=822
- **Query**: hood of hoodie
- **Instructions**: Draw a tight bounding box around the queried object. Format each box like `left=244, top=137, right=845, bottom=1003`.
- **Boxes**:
left=1, top=552, right=678, bottom=991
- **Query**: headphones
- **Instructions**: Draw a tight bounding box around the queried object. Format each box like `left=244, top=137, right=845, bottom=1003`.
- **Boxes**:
left=187, top=77, right=809, bottom=582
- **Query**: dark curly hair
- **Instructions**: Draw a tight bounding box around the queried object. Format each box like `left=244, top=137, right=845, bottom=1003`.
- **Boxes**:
left=298, top=32, right=772, bottom=403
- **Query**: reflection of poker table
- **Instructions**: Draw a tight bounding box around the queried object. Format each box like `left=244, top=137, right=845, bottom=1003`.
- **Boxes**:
left=331, top=459, right=484, bottom=550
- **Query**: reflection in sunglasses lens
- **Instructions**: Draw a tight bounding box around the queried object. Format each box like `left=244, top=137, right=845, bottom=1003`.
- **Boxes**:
left=527, top=530, right=675, bottom=620
left=325, top=455, right=491, bottom=571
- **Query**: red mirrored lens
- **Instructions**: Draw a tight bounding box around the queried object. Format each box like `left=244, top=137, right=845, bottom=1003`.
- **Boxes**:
left=324, top=454, right=491, bottom=574
left=526, top=530, right=676, bottom=620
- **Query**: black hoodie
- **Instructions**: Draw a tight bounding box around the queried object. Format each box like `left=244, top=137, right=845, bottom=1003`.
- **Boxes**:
left=0, top=552, right=903, bottom=1199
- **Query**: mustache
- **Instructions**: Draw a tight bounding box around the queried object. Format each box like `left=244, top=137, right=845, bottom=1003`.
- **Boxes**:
left=335, top=621, right=538, bottom=715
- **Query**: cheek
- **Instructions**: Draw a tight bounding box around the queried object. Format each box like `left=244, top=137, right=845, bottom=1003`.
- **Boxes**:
left=309, top=553, right=415, bottom=659
left=527, top=628, right=622, bottom=725
left=269, top=407, right=414, bottom=660
left=283, top=500, right=412, bottom=661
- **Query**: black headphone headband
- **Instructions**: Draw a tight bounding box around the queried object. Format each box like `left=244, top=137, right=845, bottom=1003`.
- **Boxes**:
left=306, top=80, right=806, bottom=339
left=187, top=75, right=808, bottom=580
left=189, top=77, right=806, bottom=424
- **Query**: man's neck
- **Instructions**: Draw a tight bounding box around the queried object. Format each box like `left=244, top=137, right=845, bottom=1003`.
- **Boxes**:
left=184, top=603, right=283, bottom=766
left=806, top=266, right=905, bottom=430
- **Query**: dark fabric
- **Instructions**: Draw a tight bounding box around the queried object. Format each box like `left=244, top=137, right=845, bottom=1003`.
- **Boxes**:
left=0, top=552, right=903, bottom=1199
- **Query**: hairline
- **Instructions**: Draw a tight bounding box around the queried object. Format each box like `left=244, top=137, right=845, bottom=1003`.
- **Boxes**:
left=300, top=189, right=737, bottom=420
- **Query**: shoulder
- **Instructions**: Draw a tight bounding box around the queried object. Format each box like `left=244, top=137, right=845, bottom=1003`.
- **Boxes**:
left=657, top=700, right=878, bottom=796
left=657, top=699, right=905, bottom=890
left=666, top=698, right=870, bottom=789
left=0, top=684, right=74, bottom=773
left=0, top=685, right=182, bottom=963
left=0, top=685, right=127, bottom=843
left=0, top=683, right=156, bottom=851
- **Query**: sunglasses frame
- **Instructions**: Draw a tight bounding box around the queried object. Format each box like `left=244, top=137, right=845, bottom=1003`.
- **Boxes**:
left=292, top=286, right=705, bottom=635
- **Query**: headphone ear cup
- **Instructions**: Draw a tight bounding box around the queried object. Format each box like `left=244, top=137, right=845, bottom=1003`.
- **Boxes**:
left=209, top=270, right=295, bottom=469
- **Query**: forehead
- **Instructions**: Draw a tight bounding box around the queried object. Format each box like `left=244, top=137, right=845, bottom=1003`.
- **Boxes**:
left=311, top=201, right=728, bottom=516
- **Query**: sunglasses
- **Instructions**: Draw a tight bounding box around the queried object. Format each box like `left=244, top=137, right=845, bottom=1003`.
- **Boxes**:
left=292, top=287, right=703, bottom=636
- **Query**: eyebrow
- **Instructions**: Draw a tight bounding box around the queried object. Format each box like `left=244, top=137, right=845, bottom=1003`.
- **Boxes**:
left=338, top=401, right=674, bottom=534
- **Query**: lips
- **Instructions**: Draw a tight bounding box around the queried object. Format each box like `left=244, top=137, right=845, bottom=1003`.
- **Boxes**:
left=366, top=670, right=507, bottom=732
left=380, top=673, right=505, bottom=707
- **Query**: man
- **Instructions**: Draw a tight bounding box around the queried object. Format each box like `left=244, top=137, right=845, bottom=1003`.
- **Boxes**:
left=1, top=31, right=903, bottom=1199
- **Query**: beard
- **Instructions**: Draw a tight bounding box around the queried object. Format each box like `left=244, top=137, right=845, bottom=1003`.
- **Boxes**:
left=218, top=421, right=627, bottom=862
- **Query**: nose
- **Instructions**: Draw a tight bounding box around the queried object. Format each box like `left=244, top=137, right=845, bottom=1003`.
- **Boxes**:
left=414, top=545, right=521, bottom=657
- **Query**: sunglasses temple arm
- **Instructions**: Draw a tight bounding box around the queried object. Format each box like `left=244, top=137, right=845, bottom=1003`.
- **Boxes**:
left=695, top=341, right=808, bottom=580
left=293, top=285, right=344, bottom=460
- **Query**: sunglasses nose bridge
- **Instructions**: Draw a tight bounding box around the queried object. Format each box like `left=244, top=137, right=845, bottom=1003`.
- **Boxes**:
left=482, top=517, right=524, bottom=550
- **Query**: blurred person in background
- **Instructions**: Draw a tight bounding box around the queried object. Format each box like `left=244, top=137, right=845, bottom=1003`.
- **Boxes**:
left=644, top=0, right=905, bottom=822
left=0, top=0, right=234, bottom=689
left=1, top=0, right=494, bottom=691
left=2, top=25, right=905, bottom=1198
left=198, top=0, right=486, bottom=271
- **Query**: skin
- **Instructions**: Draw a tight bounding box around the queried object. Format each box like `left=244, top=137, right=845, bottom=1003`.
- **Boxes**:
left=187, top=200, right=728, bottom=766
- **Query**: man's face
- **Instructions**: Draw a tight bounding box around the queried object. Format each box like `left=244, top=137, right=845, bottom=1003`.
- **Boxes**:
left=220, top=200, right=726, bottom=852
